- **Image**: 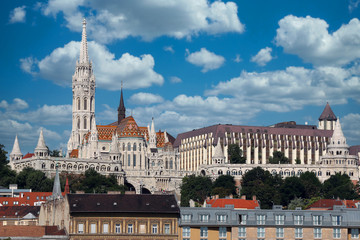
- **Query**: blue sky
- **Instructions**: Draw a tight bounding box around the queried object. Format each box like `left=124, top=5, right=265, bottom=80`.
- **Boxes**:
left=1, top=0, right=360, bottom=155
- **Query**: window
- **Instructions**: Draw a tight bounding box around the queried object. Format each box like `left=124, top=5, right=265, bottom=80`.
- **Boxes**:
left=333, top=228, right=341, bottom=239
left=200, top=214, right=209, bottom=222
left=351, top=229, right=359, bottom=239
left=217, top=214, right=227, bottom=222
left=332, top=215, right=341, bottom=226
left=295, top=228, right=303, bottom=238
left=200, top=227, right=208, bottom=238
left=152, top=224, right=158, bottom=234
left=294, top=215, right=303, bottom=225
left=219, top=227, right=226, bottom=239
left=133, top=143, right=136, bottom=151
left=78, top=223, right=84, bottom=234
left=314, top=228, right=322, bottom=238
left=313, top=215, right=323, bottom=225
left=183, top=226, right=190, bottom=239
left=84, top=98, right=87, bottom=110
left=115, top=223, right=121, bottom=233
left=182, top=214, right=192, bottom=222
left=103, top=223, right=109, bottom=234
left=133, top=154, right=136, bottom=167
left=90, top=223, right=96, bottom=233
left=257, top=214, right=266, bottom=225
left=257, top=227, right=265, bottom=238
left=164, top=224, right=170, bottom=234
left=128, top=143, right=131, bottom=151
left=275, top=215, right=285, bottom=225
left=128, top=154, right=130, bottom=166
left=239, top=214, right=247, bottom=224
left=238, top=227, right=246, bottom=237
left=128, top=224, right=133, bottom=233
left=276, top=228, right=284, bottom=238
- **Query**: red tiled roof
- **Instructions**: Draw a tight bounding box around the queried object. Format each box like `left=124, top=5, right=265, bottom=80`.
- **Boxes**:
left=205, top=198, right=259, bottom=209
left=0, top=225, right=66, bottom=237
left=0, top=192, right=66, bottom=207
left=22, top=153, right=34, bottom=159
left=305, top=199, right=360, bottom=210
left=0, top=206, right=40, bottom=218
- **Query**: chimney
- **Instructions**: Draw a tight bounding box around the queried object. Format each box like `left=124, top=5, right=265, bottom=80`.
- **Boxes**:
left=215, top=195, right=219, bottom=199
left=241, top=195, right=246, bottom=200
left=252, top=195, right=257, bottom=201
left=229, top=194, right=233, bottom=199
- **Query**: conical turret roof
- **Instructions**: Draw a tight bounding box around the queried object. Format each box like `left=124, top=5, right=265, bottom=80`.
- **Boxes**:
left=328, top=118, right=348, bottom=149
left=319, top=102, right=337, bottom=121
left=79, top=18, right=89, bottom=64
left=50, top=164, right=63, bottom=200
left=212, top=138, right=225, bottom=159
left=10, top=135, right=22, bottom=156
left=35, top=128, right=47, bottom=151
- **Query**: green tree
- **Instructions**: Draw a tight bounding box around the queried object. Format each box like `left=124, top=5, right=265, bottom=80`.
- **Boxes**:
left=288, top=197, right=306, bottom=210
left=280, top=176, right=305, bottom=206
left=211, top=175, right=237, bottom=198
left=49, top=149, right=61, bottom=157
left=16, top=167, right=53, bottom=191
left=228, top=144, right=246, bottom=164
left=0, top=145, right=17, bottom=187
left=0, top=144, right=8, bottom=165
left=79, top=169, right=126, bottom=193
left=180, top=174, right=212, bottom=207
left=269, top=151, right=290, bottom=164
left=322, top=173, right=359, bottom=199
left=240, top=167, right=282, bottom=209
left=299, top=171, right=322, bottom=199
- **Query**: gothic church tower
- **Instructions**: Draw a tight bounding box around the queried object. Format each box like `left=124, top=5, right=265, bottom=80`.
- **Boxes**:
left=68, top=19, right=96, bottom=153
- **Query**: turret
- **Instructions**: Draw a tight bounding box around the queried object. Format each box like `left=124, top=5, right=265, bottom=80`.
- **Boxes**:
left=10, top=135, right=22, bottom=161
left=109, top=132, right=121, bottom=161
left=318, top=102, right=337, bottom=130
left=49, top=164, right=63, bottom=200
left=212, top=138, right=225, bottom=164
left=149, top=118, right=157, bottom=149
left=35, top=128, right=48, bottom=157
left=327, top=118, right=349, bottom=156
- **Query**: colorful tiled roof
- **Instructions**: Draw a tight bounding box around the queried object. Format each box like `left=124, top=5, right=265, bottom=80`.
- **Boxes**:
left=69, top=149, right=78, bottom=158
left=205, top=198, right=259, bottom=209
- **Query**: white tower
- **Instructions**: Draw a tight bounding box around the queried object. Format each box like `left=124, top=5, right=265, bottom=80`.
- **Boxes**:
left=68, top=19, right=96, bottom=152
left=327, top=118, right=349, bottom=155
left=10, top=135, right=23, bottom=161
left=149, top=118, right=157, bottom=149
left=35, top=128, right=48, bottom=157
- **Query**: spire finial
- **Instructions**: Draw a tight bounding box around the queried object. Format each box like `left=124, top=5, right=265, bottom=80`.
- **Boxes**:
left=10, top=135, right=22, bottom=156
left=80, top=18, right=89, bottom=64
left=118, top=85, right=126, bottom=124
left=51, top=164, right=63, bottom=200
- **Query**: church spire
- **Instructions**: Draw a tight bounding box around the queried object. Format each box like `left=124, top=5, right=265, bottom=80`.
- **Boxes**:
left=79, top=18, right=89, bottom=64
left=35, top=128, right=48, bottom=157
left=118, top=81, right=126, bottom=125
left=50, top=164, right=63, bottom=200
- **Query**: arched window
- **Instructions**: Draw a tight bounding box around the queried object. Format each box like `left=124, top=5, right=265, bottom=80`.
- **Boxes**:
left=41, top=163, right=46, bottom=169
left=90, top=97, right=93, bottom=111
left=77, top=97, right=80, bottom=110
left=123, top=143, right=125, bottom=151
left=133, top=155, right=136, bottom=167
left=77, top=118, right=80, bottom=129
left=128, top=143, right=131, bottom=151
left=165, top=159, right=168, bottom=169
left=139, top=143, right=141, bottom=151
left=115, top=166, right=119, bottom=171
left=133, top=143, right=136, bottom=151
left=83, top=117, right=87, bottom=129
left=169, top=159, right=173, bottom=169
left=84, top=98, right=87, bottom=110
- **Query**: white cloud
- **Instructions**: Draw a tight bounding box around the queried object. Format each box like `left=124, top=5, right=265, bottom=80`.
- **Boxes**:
left=163, top=46, right=175, bottom=53
left=20, top=41, right=164, bottom=90
left=275, top=15, right=360, bottom=66
left=9, top=6, right=26, bottom=23
left=251, top=47, right=273, bottom=66
left=234, top=54, right=242, bottom=63
left=186, top=48, right=225, bottom=72
left=342, top=113, right=360, bottom=145
left=41, top=0, right=244, bottom=43
left=170, top=76, right=182, bottom=83
left=349, top=0, right=360, bottom=12
left=130, top=93, right=164, bottom=105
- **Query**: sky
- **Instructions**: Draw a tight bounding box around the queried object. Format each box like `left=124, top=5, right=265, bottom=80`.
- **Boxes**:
left=1, top=0, right=360, bottom=155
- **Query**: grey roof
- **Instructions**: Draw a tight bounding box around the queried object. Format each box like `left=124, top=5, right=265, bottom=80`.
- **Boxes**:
left=319, top=102, right=337, bottom=121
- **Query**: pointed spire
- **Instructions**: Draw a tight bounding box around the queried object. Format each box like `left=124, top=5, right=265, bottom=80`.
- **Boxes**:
left=79, top=18, right=89, bottom=64
left=319, top=102, right=337, bottom=121
left=118, top=81, right=126, bottom=125
left=64, top=178, right=70, bottom=195
left=51, top=164, right=63, bottom=200
left=164, top=130, right=169, bottom=143
left=149, top=118, right=157, bottom=149
left=35, top=128, right=47, bottom=151
left=328, top=118, right=348, bottom=149
left=10, top=135, right=22, bottom=156
left=212, top=137, right=225, bottom=159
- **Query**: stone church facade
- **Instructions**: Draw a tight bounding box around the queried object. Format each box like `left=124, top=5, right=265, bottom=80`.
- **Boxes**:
left=8, top=20, right=359, bottom=194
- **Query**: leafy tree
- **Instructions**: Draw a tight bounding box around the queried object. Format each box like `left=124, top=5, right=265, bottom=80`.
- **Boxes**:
left=16, top=167, right=53, bottom=191
left=228, top=144, right=246, bottom=164
left=288, top=197, right=306, bottom=210
left=49, top=149, right=61, bottom=157
left=240, top=167, right=282, bottom=209
left=304, top=196, right=321, bottom=209
left=322, top=173, right=359, bottom=199
left=299, top=171, right=322, bottom=199
left=78, top=169, right=126, bottom=193
left=280, top=177, right=305, bottom=206
left=295, top=158, right=301, bottom=164
left=0, top=144, right=8, bottom=165
left=211, top=175, right=237, bottom=197
left=180, top=174, right=212, bottom=207
left=269, top=151, right=290, bottom=164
